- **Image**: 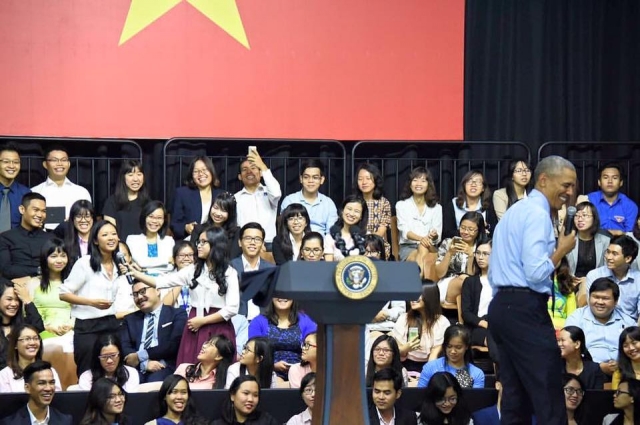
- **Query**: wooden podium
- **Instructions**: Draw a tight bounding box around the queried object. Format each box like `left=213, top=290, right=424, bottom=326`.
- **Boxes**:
left=246, top=258, right=422, bottom=425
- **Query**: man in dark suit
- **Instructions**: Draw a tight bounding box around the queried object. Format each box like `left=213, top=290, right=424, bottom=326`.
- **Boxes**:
left=230, top=222, right=275, bottom=319
left=368, top=368, right=417, bottom=425
left=121, top=279, right=187, bottom=383
left=0, top=360, right=72, bottom=425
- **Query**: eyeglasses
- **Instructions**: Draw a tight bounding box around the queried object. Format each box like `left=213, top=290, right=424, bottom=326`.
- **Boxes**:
left=303, top=386, right=316, bottom=395
left=107, top=392, right=125, bottom=401
left=465, top=179, right=483, bottom=186
left=132, top=287, right=149, bottom=298
left=301, top=342, right=317, bottom=350
left=564, top=387, right=584, bottom=397
left=575, top=213, right=593, bottom=219
left=192, top=168, right=209, bottom=176
left=435, top=396, right=458, bottom=406
left=287, top=216, right=305, bottom=223
left=0, top=159, right=20, bottom=166
left=364, top=250, right=381, bottom=257
left=615, top=389, right=631, bottom=397
left=17, top=336, right=40, bottom=343
left=514, top=168, right=531, bottom=174
left=46, top=158, right=70, bottom=164
left=475, top=251, right=491, bottom=257
left=74, top=214, right=93, bottom=222
left=373, top=347, right=392, bottom=355
left=459, top=226, right=478, bottom=234
left=176, top=253, right=194, bottom=259
left=242, top=236, right=264, bottom=244
left=242, top=344, right=254, bottom=354
left=98, top=352, right=120, bottom=361
left=195, top=240, right=210, bottom=247
left=302, top=247, right=323, bottom=255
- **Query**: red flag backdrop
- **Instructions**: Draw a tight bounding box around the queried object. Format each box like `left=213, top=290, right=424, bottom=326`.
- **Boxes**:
left=0, top=0, right=464, bottom=140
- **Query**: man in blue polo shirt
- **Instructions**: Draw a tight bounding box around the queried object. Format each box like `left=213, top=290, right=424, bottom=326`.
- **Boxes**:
left=587, top=163, right=638, bottom=236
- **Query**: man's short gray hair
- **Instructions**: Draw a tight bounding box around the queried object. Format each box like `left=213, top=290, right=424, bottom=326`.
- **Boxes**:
left=534, top=155, right=575, bottom=183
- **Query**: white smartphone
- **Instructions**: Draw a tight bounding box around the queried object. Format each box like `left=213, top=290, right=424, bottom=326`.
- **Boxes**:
left=408, top=327, right=419, bottom=341
left=248, top=146, right=257, bottom=156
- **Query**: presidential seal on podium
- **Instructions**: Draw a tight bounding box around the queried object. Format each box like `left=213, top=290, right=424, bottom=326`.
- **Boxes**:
left=334, top=255, right=378, bottom=300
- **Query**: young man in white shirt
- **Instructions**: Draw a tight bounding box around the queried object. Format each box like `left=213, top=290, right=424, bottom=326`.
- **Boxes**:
left=234, top=149, right=281, bottom=250
left=31, top=145, right=91, bottom=230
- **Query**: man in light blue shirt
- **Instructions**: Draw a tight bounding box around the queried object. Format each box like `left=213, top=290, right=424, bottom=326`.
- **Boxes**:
left=487, top=155, right=577, bottom=425
left=585, top=235, right=640, bottom=320
left=280, top=159, right=338, bottom=235
left=566, top=278, right=635, bottom=375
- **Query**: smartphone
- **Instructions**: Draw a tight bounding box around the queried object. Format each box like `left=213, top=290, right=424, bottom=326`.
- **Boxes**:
left=248, top=146, right=257, bottom=156
left=408, top=327, right=419, bottom=341
left=452, top=236, right=463, bottom=244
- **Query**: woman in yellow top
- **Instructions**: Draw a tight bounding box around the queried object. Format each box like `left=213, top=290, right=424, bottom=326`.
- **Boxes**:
left=29, top=239, right=73, bottom=339
left=548, top=257, right=578, bottom=330
left=612, top=327, right=640, bottom=389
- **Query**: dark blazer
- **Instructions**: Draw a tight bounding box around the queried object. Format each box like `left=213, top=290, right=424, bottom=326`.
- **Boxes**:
left=230, top=256, right=275, bottom=317
left=120, top=304, right=187, bottom=369
left=368, top=405, right=418, bottom=425
left=0, top=405, right=72, bottom=425
left=562, top=360, right=605, bottom=390
left=472, top=404, right=500, bottom=425
left=461, top=274, right=485, bottom=327
left=442, top=198, right=497, bottom=240
left=271, top=234, right=293, bottom=265
left=170, top=186, right=224, bottom=239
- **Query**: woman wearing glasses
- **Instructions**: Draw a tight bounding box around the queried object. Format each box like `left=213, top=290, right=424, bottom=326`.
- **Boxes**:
left=0, top=324, right=62, bottom=392
left=225, top=336, right=277, bottom=389
left=562, top=373, right=585, bottom=425
left=286, top=372, right=316, bottom=425
left=171, top=156, right=224, bottom=240
left=603, top=378, right=640, bottom=425
left=124, top=226, right=239, bottom=366
left=78, top=333, right=139, bottom=392
left=460, top=241, right=492, bottom=349
left=417, top=371, right=472, bottom=425
left=272, top=203, right=311, bottom=265
left=175, top=334, right=235, bottom=389
left=492, top=159, right=532, bottom=220
left=435, top=211, right=488, bottom=305
left=298, top=232, right=325, bottom=262
left=53, top=199, right=95, bottom=268
left=442, top=169, right=496, bottom=239
left=365, top=335, right=409, bottom=387
left=289, top=332, right=317, bottom=388
left=163, top=241, right=196, bottom=310
left=248, top=298, right=317, bottom=381
left=126, top=201, right=175, bottom=277
left=79, top=377, right=130, bottom=425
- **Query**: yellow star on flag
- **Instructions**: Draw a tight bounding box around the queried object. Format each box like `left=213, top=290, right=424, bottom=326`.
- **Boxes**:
left=119, top=0, right=250, bottom=49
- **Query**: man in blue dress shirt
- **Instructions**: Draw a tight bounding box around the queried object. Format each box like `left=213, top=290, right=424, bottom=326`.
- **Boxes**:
left=488, top=155, right=577, bottom=424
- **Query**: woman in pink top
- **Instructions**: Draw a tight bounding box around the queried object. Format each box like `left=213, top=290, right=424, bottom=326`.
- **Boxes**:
left=288, top=332, right=317, bottom=388
left=175, top=334, right=235, bottom=389
left=392, top=284, right=449, bottom=372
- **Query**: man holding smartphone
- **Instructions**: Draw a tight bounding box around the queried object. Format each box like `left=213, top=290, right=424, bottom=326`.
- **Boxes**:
left=488, top=155, right=577, bottom=424
left=234, top=147, right=281, bottom=251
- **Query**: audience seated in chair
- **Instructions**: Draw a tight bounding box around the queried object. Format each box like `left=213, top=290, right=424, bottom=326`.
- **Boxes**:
left=191, top=191, right=241, bottom=258
left=369, top=368, right=418, bottom=425
left=602, top=377, right=640, bottom=425
left=323, top=195, right=368, bottom=261
left=280, top=159, right=338, bottom=236
left=0, top=142, right=31, bottom=233
left=460, top=240, right=493, bottom=348
left=567, top=201, right=610, bottom=288
left=492, top=159, right=532, bottom=221
left=234, top=150, right=282, bottom=248
left=79, top=377, right=130, bottom=425
left=272, top=203, right=312, bottom=265
left=417, top=371, right=473, bottom=425
left=78, top=333, right=139, bottom=392
left=31, top=144, right=91, bottom=231
left=102, top=160, right=150, bottom=242
left=121, top=280, right=187, bottom=383
left=612, top=326, right=640, bottom=389
left=0, top=360, right=72, bottom=425
left=0, top=192, right=52, bottom=281
left=144, top=374, right=211, bottom=425
left=53, top=200, right=95, bottom=269
left=565, top=278, right=636, bottom=376
left=558, top=326, right=605, bottom=390
left=175, top=334, right=235, bottom=390
left=286, top=372, right=315, bottom=425
left=213, top=375, right=280, bottom=425
left=355, top=163, right=393, bottom=258
left=289, top=332, right=318, bottom=389
left=226, top=336, right=277, bottom=389
left=366, top=335, right=410, bottom=387
left=126, top=200, right=175, bottom=276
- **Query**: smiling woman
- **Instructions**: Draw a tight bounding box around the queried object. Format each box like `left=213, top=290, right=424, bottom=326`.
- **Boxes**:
left=145, top=374, right=211, bottom=425
left=213, top=375, right=280, bottom=425
left=79, top=377, right=130, bottom=425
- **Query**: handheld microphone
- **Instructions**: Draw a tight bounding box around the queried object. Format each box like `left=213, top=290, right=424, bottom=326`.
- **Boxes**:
left=564, top=206, right=577, bottom=236
left=115, top=252, right=135, bottom=285
left=330, top=225, right=350, bottom=258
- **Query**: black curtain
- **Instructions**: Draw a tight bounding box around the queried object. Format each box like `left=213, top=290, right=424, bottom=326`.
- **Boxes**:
left=464, top=0, right=640, bottom=154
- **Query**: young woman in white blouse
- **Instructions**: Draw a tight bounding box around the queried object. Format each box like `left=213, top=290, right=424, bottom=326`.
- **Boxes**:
left=126, top=200, right=175, bottom=276
left=59, top=220, right=123, bottom=377
left=125, top=226, right=239, bottom=365
left=395, top=167, right=443, bottom=263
